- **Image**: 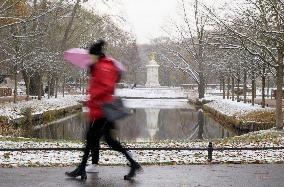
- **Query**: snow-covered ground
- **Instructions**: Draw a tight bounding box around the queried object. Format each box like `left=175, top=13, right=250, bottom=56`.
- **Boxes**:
left=205, top=88, right=273, bottom=98
left=0, top=90, right=283, bottom=167
left=204, top=98, right=274, bottom=118
left=123, top=99, right=193, bottom=109
left=0, top=89, right=193, bottom=121
left=115, top=88, right=188, bottom=99
left=0, top=95, right=87, bottom=120
left=0, top=129, right=283, bottom=167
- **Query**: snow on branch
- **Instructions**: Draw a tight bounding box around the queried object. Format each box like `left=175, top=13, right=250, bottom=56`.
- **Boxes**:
left=158, top=51, right=200, bottom=84
left=0, top=2, right=63, bottom=30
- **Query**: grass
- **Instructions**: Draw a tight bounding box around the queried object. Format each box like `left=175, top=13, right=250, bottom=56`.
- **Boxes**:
left=239, top=111, right=276, bottom=123
left=213, top=129, right=284, bottom=145
left=0, top=123, right=22, bottom=137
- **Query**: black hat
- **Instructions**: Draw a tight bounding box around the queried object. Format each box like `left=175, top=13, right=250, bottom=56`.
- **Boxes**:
left=89, top=39, right=106, bottom=57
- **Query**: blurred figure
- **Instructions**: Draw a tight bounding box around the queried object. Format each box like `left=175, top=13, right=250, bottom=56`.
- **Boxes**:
left=131, top=82, right=137, bottom=89
left=65, top=39, right=142, bottom=180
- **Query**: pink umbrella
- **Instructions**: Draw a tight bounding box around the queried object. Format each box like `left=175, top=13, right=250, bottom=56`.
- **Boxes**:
left=64, top=48, right=92, bottom=69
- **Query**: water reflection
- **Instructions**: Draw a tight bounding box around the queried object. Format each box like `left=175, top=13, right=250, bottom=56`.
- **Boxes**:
left=32, top=104, right=236, bottom=142
left=145, top=109, right=160, bottom=140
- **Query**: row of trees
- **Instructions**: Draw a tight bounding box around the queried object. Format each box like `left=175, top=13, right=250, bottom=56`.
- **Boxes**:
left=0, top=0, right=139, bottom=102
left=1, top=0, right=282, bottom=130
left=210, top=0, right=283, bottom=130
left=153, top=0, right=283, bottom=130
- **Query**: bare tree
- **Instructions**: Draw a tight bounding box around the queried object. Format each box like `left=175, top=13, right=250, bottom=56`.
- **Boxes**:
left=205, top=0, right=284, bottom=130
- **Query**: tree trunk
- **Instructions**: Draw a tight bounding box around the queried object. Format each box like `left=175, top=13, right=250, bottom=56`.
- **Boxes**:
left=197, top=109, right=204, bottom=139
left=79, top=78, right=82, bottom=91
left=13, top=66, right=18, bottom=103
left=76, top=78, right=80, bottom=92
left=243, top=71, right=247, bottom=103
left=48, top=76, right=51, bottom=99
left=227, top=77, right=230, bottom=99
left=276, top=50, right=284, bottom=130
left=266, top=76, right=270, bottom=99
left=222, top=77, right=225, bottom=99
left=26, top=76, right=30, bottom=101
left=55, top=77, right=58, bottom=98
left=237, top=76, right=240, bottom=102
left=22, top=71, right=30, bottom=100
left=61, top=0, right=81, bottom=50
left=252, top=74, right=255, bottom=106
left=254, top=80, right=257, bottom=98
left=37, top=73, right=42, bottom=100
left=198, top=73, right=205, bottom=99
left=231, top=77, right=235, bottom=101
left=220, top=79, right=222, bottom=92
left=27, top=72, right=42, bottom=96
left=49, top=76, right=55, bottom=96
left=62, top=76, right=65, bottom=97
left=261, top=75, right=265, bottom=108
left=82, top=86, right=85, bottom=95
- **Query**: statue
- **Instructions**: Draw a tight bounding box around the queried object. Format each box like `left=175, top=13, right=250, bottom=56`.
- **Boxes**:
left=149, top=52, right=157, bottom=61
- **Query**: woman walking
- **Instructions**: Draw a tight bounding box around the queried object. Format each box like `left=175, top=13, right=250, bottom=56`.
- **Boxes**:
left=65, top=39, right=142, bottom=180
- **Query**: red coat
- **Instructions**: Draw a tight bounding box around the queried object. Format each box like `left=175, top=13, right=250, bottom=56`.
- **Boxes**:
left=87, top=57, right=120, bottom=121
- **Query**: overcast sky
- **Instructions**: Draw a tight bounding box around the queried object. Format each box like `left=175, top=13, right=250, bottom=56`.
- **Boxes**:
left=84, top=0, right=237, bottom=44
left=122, top=0, right=178, bottom=44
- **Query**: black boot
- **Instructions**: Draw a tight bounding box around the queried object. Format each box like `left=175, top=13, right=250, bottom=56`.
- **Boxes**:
left=65, top=166, right=87, bottom=180
left=124, top=162, right=142, bottom=180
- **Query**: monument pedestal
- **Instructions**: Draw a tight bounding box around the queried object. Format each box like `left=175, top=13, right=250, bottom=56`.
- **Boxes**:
left=145, top=57, right=160, bottom=87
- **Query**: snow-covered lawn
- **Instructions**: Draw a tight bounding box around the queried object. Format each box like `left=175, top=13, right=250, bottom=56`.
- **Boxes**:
left=0, top=95, right=87, bottom=120
left=204, top=98, right=274, bottom=119
left=212, top=129, right=284, bottom=164
left=0, top=129, right=283, bottom=167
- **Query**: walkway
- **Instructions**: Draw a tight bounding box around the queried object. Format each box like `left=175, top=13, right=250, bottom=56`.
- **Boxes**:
left=0, top=164, right=283, bottom=187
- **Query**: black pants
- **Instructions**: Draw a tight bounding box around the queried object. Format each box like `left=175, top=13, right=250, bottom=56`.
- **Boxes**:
left=80, top=118, right=136, bottom=167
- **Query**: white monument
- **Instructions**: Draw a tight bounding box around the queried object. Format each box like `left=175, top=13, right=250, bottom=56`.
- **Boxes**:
left=115, top=52, right=188, bottom=99
left=145, top=53, right=160, bottom=87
